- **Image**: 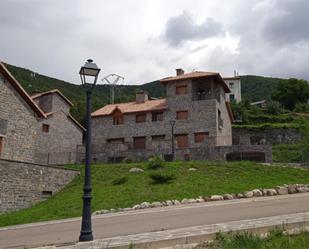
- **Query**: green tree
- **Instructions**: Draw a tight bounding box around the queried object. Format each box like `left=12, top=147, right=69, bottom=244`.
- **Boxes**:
left=272, top=78, right=309, bottom=110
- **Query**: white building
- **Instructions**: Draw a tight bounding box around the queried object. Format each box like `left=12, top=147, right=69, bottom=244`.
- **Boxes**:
left=223, top=76, right=241, bottom=103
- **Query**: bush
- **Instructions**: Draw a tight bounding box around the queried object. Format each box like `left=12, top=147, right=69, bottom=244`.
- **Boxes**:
left=150, top=173, right=175, bottom=184
left=122, top=155, right=135, bottom=163
left=147, top=155, right=164, bottom=169
left=294, top=102, right=309, bottom=113
left=265, top=101, right=283, bottom=115
left=112, top=176, right=128, bottom=185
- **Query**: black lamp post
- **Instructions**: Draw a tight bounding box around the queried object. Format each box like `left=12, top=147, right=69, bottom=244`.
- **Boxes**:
left=79, top=59, right=101, bottom=242
left=170, top=120, right=176, bottom=161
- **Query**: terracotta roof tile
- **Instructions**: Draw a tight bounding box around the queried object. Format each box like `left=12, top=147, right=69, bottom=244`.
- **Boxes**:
left=160, top=71, right=230, bottom=93
left=92, top=99, right=167, bottom=117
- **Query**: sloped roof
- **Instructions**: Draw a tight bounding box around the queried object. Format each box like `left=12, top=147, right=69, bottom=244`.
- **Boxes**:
left=92, top=99, right=167, bottom=117
left=160, top=71, right=230, bottom=93
left=0, top=62, right=46, bottom=118
left=31, top=89, right=73, bottom=106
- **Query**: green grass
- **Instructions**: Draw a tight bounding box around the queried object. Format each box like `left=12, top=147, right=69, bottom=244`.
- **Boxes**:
left=201, top=230, right=309, bottom=249
left=1, top=161, right=309, bottom=227
left=273, top=144, right=304, bottom=163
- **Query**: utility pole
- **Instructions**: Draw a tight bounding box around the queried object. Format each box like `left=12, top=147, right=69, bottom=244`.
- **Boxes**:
left=102, top=74, right=124, bottom=104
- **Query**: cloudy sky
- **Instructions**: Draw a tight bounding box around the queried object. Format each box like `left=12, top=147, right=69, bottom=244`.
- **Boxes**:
left=1, top=0, right=309, bottom=84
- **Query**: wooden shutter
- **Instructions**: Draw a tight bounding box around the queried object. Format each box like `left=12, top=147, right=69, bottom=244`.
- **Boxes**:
left=176, top=85, right=187, bottom=95
left=0, top=137, right=3, bottom=157
left=133, top=137, right=146, bottom=150
left=176, top=134, right=188, bottom=148
left=152, top=112, right=163, bottom=121
left=194, top=132, right=209, bottom=143
left=136, top=114, right=146, bottom=123
left=176, top=111, right=188, bottom=120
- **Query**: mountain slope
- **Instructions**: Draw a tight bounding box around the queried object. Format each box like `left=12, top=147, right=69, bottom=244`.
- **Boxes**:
left=5, top=63, right=287, bottom=122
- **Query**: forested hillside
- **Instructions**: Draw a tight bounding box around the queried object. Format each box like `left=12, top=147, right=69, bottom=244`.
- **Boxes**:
left=5, top=63, right=287, bottom=122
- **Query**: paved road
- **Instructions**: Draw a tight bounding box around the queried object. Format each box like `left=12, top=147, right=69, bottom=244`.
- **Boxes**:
left=1, top=193, right=309, bottom=249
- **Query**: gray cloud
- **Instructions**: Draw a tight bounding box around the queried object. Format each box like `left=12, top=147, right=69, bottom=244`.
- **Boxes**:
left=163, top=11, right=225, bottom=46
left=258, top=0, right=309, bottom=46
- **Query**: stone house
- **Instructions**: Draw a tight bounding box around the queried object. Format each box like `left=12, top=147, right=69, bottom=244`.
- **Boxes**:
left=31, top=90, right=85, bottom=165
left=0, top=62, right=46, bottom=163
left=0, top=62, right=83, bottom=164
left=91, top=69, right=234, bottom=162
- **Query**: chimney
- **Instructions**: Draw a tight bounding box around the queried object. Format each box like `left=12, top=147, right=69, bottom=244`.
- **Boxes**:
left=136, top=90, right=148, bottom=103
left=176, top=68, right=184, bottom=76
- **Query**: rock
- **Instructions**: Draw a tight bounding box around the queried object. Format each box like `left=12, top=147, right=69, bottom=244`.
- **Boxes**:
left=123, top=208, right=132, bottom=212
left=129, top=167, right=144, bottom=173
left=165, top=200, right=174, bottom=206
left=188, top=198, right=197, bottom=204
left=93, top=210, right=101, bottom=215
left=151, top=202, right=162, bottom=208
left=236, top=193, right=245, bottom=198
left=275, top=186, right=288, bottom=195
left=110, top=208, right=117, bottom=213
left=266, top=189, right=277, bottom=196
left=252, top=189, right=263, bottom=197
left=223, top=194, right=234, bottom=200
left=117, top=208, right=124, bottom=212
left=140, top=202, right=150, bottom=209
left=288, top=184, right=298, bottom=194
left=203, top=196, right=211, bottom=202
left=181, top=198, right=189, bottom=204
left=132, top=204, right=141, bottom=210
left=244, top=191, right=254, bottom=198
left=172, top=200, right=180, bottom=205
left=296, top=187, right=309, bottom=193
left=196, top=198, right=205, bottom=203
left=210, top=195, right=224, bottom=201
left=189, top=168, right=197, bottom=171
left=100, top=209, right=110, bottom=214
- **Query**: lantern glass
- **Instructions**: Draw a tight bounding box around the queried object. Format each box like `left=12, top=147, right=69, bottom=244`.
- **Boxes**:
left=79, top=59, right=101, bottom=86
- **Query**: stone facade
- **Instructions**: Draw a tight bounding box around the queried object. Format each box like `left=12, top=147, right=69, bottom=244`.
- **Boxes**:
left=91, top=71, right=233, bottom=162
left=0, top=63, right=84, bottom=165
left=0, top=72, right=40, bottom=163
left=0, top=158, right=79, bottom=213
left=33, top=92, right=84, bottom=165
left=232, top=128, right=302, bottom=145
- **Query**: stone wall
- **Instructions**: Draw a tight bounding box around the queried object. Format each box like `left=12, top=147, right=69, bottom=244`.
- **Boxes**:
left=232, top=128, right=302, bottom=145
left=0, top=73, right=39, bottom=163
left=35, top=111, right=83, bottom=165
left=0, top=159, right=79, bottom=213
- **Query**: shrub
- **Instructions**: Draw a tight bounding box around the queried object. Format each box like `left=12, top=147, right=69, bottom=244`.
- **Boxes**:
left=147, top=155, right=164, bottom=169
left=122, top=155, right=135, bottom=163
left=150, top=173, right=175, bottom=184
left=294, top=102, right=309, bottom=113
left=112, top=176, right=128, bottom=185
left=265, top=101, right=283, bottom=115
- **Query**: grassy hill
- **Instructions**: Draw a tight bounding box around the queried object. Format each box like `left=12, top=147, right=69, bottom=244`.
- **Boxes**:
left=0, top=161, right=308, bottom=227
left=5, top=63, right=286, bottom=122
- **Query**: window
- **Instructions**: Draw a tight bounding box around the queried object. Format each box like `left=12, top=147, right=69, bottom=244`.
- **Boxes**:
left=107, top=138, right=125, bottom=144
left=133, top=136, right=146, bottom=150
left=229, top=82, right=234, bottom=88
left=194, top=132, right=209, bottom=143
left=176, top=134, right=188, bottom=148
left=136, top=114, right=146, bottom=123
left=113, top=109, right=124, bottom=125
left=0, top=137, right=3, bottom=157
left=218, top=110, right=223, bottom=130
left=151, top=135, right=165, bottom=141
left=176, top=85, right=187, bottom=95
left=152, top=112, right=163, bottom=121
left=176, top=111, right=188, bottom=120
left=42, top=124, right=50, bottom=133
left=229, top=94, right=235, bottom=102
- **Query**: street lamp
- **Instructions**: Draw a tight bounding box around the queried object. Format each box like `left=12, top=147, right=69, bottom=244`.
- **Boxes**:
left=79, top=59, right=101, bottom=242
left=170, top=120, right=176, bottom=161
